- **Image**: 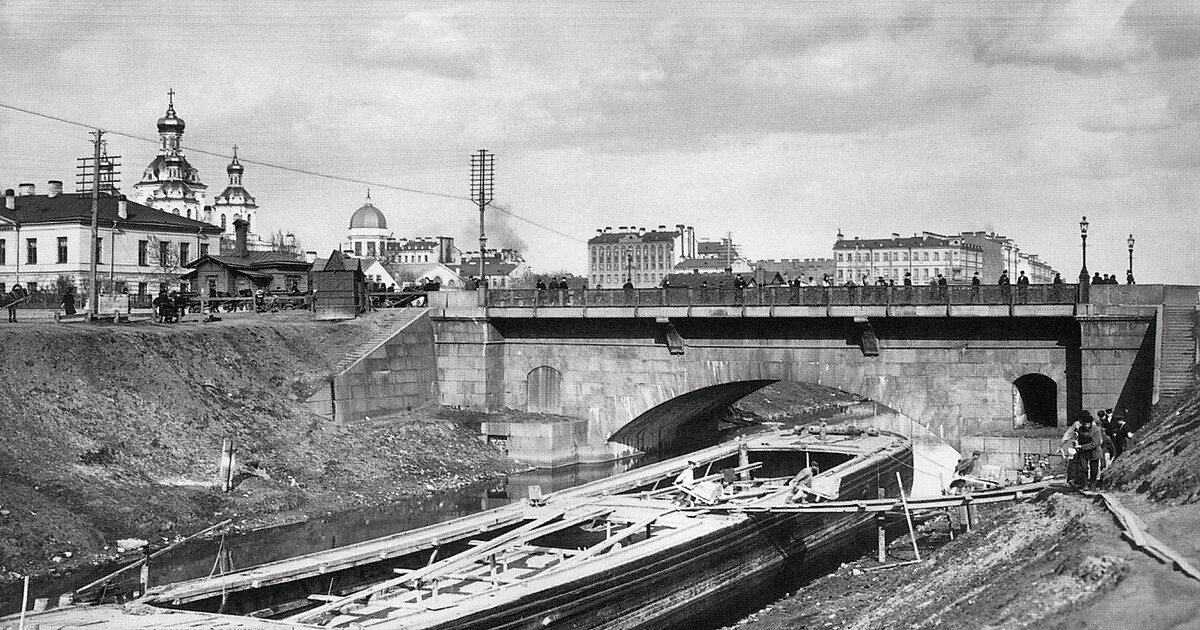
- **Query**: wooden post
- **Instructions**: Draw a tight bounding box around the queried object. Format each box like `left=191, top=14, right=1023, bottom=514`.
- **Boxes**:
left=967, top=501, right=979, bottom=530
left=737, top=442, right=750, bottom=480
left=19, top=574, right=29, bottom=630
left=138, top=550, right=150, bottom=596
left=876, top=514, right=887, bottom=563
left=896, top=472, right=922, bottom=562
left=217, top=438, right=232, bottom=492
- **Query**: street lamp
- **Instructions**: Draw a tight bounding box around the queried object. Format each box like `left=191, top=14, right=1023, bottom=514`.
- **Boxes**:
left=1079, top=216, right=1089, bottom=282
left=1127, top=234, right=1135, bottom=280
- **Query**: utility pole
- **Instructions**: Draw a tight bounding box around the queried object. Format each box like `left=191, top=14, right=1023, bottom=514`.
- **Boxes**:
left=470, top=149, right=494, bottom=291
left=89, top=129, right=103, bottom=320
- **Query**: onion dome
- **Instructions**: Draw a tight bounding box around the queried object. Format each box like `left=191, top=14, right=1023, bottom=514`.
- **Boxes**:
left=227, top=154, right=244, bottom=174
left=156, top=90, right=185, bottom=133
left=349, top=191, right=387, bottom=229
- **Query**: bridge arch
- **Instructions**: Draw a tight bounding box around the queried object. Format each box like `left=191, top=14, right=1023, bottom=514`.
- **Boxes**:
left=1012, top=373, right=1057, bottom=427
left=608, top=380, right=779, bottom=452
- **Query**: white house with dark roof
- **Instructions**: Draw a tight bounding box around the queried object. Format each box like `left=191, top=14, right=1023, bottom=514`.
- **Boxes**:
left=0, top=184, right=223, bottom=296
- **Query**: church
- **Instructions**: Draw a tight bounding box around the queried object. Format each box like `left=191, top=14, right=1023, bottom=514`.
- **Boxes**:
left=133, top=91, right=266, bottom=250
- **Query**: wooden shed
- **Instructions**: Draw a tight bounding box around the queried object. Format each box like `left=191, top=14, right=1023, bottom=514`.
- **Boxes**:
left=312, top=250, right=368, bottom=320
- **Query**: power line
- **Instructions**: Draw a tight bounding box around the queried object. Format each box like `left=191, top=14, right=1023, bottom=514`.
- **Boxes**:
left=0, top=100, right=472, bottom=203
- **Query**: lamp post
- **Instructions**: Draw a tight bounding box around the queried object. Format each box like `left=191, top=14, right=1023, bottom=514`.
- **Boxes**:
left=1078, top=216, right=1090, bottom=302
left=1127, top=234, right=1135, bottom=282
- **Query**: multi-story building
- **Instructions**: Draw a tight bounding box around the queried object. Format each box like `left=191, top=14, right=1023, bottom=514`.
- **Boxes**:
left=450, top=249, right=528, bottom=288
left=958, top=231, right=1058, bottom=284
left=833, top=232, right=985, bottom=285
left=753, top=258, right=835, bottom=284
left=0, top=184, right=222, bottom=296
left=588, top=224, right=697, bottom=289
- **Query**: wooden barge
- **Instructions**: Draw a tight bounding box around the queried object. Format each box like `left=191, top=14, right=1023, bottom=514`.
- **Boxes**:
left=133, top=426, right=911, bottom=629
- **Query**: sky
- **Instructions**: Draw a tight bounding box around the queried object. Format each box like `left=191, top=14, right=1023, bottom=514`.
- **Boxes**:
left=0, top=0, right=1197, bottom=282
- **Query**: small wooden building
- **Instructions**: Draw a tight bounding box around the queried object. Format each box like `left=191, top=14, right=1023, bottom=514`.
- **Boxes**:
left=181, top=219, right=311, bottom=296
left=312, top=250, right=368, bottom=320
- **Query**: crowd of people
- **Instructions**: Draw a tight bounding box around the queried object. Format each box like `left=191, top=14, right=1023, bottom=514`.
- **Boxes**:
left=1060, top=408, right=1133, bottom=490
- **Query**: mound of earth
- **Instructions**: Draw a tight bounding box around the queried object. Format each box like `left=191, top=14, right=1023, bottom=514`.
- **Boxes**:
left=1104, top=380, right=1200, bottom=504
left=0, top=312, right=516, bottom=583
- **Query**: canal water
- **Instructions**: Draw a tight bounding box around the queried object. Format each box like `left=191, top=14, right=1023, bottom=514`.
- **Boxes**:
left=0, top=408, right=958, bottom=618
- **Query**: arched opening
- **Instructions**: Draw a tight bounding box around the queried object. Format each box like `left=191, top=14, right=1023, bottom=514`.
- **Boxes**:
left=527, top=366, right=562, bottom=415
left=1013, top=373, right=1057, bottom=427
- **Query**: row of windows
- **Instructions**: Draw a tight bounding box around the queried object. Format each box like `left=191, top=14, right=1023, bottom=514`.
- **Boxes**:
left=0, top=238, right=205, bottom=267
left=836, top=250, right=980, bottom=263
left=839, top=267, right=946, bottom=280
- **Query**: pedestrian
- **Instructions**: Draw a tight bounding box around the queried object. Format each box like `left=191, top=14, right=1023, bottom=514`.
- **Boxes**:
left=1126, top=271, right=1136, bottom=285
left=936, top=274, right=947, bottom=286
left=61, top=286, right=76, bottom=316
left=1075, top=413, right=1105, bottom=491
left=1091, top=272, right=1102, bottom=285
left=1109, top=412, right=1131, bottom=458
left=903, top=272, right=912, bottom=286
left=536, top=277, right=547, bottom=292
left=955, top=450, right=981, bottom=477
left=153, top=289, right=172, bottom=323
left=972, top=272, right=981, bottom=285
left=997, top=270, right=1010, bottom=285
left=1016, top=271, right=1029, bottom=286
left=1053, top=272, right=1063, bottom=284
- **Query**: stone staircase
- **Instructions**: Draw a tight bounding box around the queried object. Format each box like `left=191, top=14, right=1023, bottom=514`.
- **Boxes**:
left=1159, top=305, right=1198, bottom=398
left=332, top=308, right=428, bottom=376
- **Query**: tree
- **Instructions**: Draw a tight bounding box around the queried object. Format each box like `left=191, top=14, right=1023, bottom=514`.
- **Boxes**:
left=143, top=235, right=184, bottom=291
left=268, top=230, right=304, bottom=258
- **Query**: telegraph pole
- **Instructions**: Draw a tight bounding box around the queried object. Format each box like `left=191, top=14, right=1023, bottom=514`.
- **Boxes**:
left=470, top=149, right=494, bottom=290
left=89, top=129, right=103, bottom=319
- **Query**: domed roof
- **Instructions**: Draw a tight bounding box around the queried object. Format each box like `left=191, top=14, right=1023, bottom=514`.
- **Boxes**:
left=156, top=90, right=185, bottom=133
left=157, top=106, right=185, bottom=134
left=227, top=146, right=244, bottom=174
left=350, top=199, right=387, bottom=230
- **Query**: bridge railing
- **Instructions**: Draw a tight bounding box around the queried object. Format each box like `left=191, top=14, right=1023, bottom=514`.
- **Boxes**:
left=484, top=284, right=1080, bottom=308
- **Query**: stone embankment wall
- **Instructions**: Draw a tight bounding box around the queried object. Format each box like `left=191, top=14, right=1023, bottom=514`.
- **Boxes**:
left=305, top=312, right=438, bottom=422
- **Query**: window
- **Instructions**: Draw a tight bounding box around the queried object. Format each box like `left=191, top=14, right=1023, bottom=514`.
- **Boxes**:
left=138, top=282, right=148, bottom=296
left=245, top=215, right=250, bottom=231
left=95, top=237, right=103, bottom=264
left=200, top=243, right=209, bottom=257
left=0, top=283, right=4, bottom=294
left=115, top=281, right=127, bottom=294
left=179, top=243, right=190, bottom=265
left=220, top=214, right=227, bottom=229
left=57, top=237, right=68, bottom=263
left=138, top=240, right=149, bottom=266
left=186, top=209, right=192, bottom=219
left=26, top=238, right=36, bottom=264
left=933, top=252, right=940, bottom=261
left=354, top=242, right=362, bottom=256
left=25, top=282, right=36, bottom=293
left=0, top=239, right=6, bottom=265
left=159, top=241, right=170, bottom=266
left=173, top=208, right=180, bottom=215
left=923, top=252, right=929, bottom=261
left=367, top=242, right=377, bottom=257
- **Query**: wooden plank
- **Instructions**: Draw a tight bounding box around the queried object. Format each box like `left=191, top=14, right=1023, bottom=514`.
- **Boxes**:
left=286, top=506, right=608, bottom=624
left=1097, top=492, right=1200, bottom=583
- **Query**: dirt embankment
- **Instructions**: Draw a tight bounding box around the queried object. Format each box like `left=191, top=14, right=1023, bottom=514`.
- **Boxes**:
left=728, top=380, right=1200, bottom=630
left=0, top=313, right=516, bottom=583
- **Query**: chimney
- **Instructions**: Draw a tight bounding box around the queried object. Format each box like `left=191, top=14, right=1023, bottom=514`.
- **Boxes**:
left=47, top=180, right=63, bottom=198
left=17, top=183, right=34, bottom=196
left=305, top=250, right=318, bottom=264
left=117, top=194, right=128, bottom=219
left=234, top=218, right=249, bottom=257
left=4, top=189, right=14, bottom=210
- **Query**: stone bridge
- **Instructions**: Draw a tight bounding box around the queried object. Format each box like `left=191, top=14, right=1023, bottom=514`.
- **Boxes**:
left=313, top=284, right=1198, bottom=464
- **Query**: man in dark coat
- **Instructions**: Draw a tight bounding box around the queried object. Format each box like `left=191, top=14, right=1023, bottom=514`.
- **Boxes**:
left=61, top=286, right=77, bottom=316
left=997, top=270, right=1010, bottom=285
left=1076, top=414, right=1105, bottom=490
left=153, top=290, right=172, bottom=323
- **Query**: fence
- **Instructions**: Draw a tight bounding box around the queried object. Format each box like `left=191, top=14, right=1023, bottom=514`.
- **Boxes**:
left=485, top=284, right=1080, bottom=308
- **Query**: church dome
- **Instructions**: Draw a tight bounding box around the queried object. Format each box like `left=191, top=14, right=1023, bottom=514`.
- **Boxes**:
left=349, top=196, right=387, bottom=230
left=157, top=104, right=185, bottom=134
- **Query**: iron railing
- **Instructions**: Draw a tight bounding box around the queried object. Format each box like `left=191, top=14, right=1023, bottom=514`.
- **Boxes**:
left=485, top=284, right=1080, bottom=308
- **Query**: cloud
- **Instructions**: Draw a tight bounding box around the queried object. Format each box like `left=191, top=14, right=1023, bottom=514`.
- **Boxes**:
left=967, top=0, right=1145, bottom=73
left=1123, top=0, right=1200, bottom=58
left=359, top=7, right=496, bottom=80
